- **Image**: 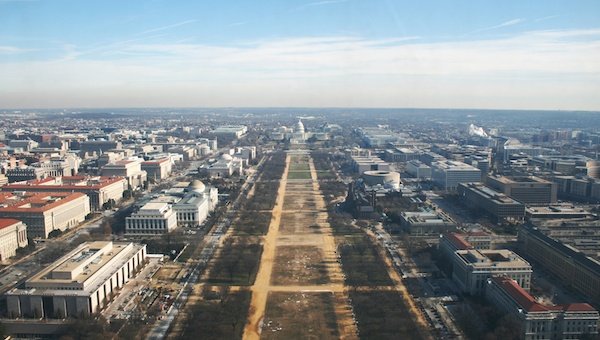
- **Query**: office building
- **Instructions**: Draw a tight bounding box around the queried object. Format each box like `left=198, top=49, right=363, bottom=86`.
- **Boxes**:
left=486, top=276, right=598, bottom=340
left=79, top=140, right=122, bottom=156
left=6, top=167, right=46, bottom=183
left=0, top=219, right=28, bottom=262
left=452, top=249, right=532, bottom=295
left=431, top=160, right=481, bottom=191
left=0, top=192, right=90, bottom=238
left=458, top=182, right=525, bottom=221
left=406, top=160, right=432, bottom=179
left=141, top=158, right=172, bottom=181
left=6, top=241, right=147, bottom=318
left=2, top=176, right=126, bottom=211
left=399, top=210, right=454, bottom=235
left=439, top=232, right=492, bottom=260
left=101, top=159, right=147, bottom=190
left=351, top=155, right=390, bottom=174
left=518, top=225, right=600, bottom=306
left=211, top=125, right=247, bottom=138
left=486, top=175, right=557, bottom=205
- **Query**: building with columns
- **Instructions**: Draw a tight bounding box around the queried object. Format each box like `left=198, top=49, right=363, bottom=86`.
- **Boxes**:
left=6, top=241, right=147, bottom=318
left=125, top=201, right=177, bottom=235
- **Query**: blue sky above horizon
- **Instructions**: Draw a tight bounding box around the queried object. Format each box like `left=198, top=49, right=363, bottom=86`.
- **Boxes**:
left=1, top=0, right=600, bottom=110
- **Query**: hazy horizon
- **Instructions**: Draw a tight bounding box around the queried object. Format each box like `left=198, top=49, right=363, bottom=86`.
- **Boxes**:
left=1, top=0, right=600, bottom=110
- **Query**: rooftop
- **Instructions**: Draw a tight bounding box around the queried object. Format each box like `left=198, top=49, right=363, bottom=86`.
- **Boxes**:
left=488, top=174, right=552, bottom=185
left=0, top=192, right=87, bottom=213
left=2, top=176, right=125, bottom=190
left=460, top=182, right=523, bottom=205
left=456, top=249, right=531, bottom=269
left=490, top=276, right=596, bottom=313
left=0, top=218, right=22, bottom=229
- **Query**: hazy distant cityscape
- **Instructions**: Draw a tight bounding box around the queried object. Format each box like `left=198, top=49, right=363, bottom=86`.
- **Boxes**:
left=2, top=0, right=600, bottom=339
left=0, top=108, right=597, bottom=339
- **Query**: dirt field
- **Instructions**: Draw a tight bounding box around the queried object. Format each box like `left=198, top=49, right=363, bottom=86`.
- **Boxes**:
left=282, top=193, right=319, bottom=210
left=244, top=152, right=358, bottom=340
left=271, top=246, right=329, bottom=286
left=261, top=292, right=339, bottom=340
left=279, top=212, right=326, bottom=235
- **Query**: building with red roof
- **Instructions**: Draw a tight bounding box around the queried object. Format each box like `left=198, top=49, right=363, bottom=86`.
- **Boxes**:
left=0, top=192, right=90, bottom=238
left=439, top=231, right=493, bottom=274
left=1, top=176, right=125, bottom=211
left=486, top=276, right=598, bottom=339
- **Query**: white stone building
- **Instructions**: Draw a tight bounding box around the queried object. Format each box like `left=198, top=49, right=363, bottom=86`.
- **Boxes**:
left=0, top=192, right=90, bottom=238
left=125, top=201, right=177, bottom=235
left=431, top=160, right=481, bottom=191
left=101, top=159, right=147, bottom=190
left=6, top=241, right=147, bottom=318
left=486, top=276, right=599, bottom=340
left=452, top=248, right=532, bottom=295
left=0, top=219, right=28, bottom=262
left=173, top=180, right=218, bottom=227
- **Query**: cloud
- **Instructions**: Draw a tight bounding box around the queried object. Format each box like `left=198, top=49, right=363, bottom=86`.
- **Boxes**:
left=135, top=20, right=197, bottom=36
left=1, top=29, right=600, bottom=110
left=535, top=15, right=558, bottom=23
left=0, top=45, right=32, bottom=53
left=467, top=18, right=525, bottom=35
left=291, top=0, right=349, bottom=12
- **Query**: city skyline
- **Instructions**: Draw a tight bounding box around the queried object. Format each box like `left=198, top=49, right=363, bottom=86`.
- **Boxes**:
left=1, top=0, right=600, bottom=110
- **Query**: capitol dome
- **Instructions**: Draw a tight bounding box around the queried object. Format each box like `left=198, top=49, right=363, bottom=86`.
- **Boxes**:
left=296, top=119, right=305, bottom=133
left=189, top=179, right=206, bottom=192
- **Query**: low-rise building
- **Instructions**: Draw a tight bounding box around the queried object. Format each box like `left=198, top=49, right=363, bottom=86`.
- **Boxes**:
left=458, top=182, right=525, bottom=221
left=142, top=158, right=172, bottom=181
left=439, top=231, right=492, bottom=260
left=6, top=166, right=46, bottom=183
left=486, top=276, right=599, bottom=340
left=79, top=140, right=122, bottom=156
left=399, top=210, right=454, bottom=235
left=125, top=201, right=177, bottom=235
left=1, top=176, right=126, bottom=211
left=486, top=175, right=557, bottom=205
left=0, top=192, right=90, bottom=238
left=518, top=224, right=600, bottom=306
left=212, top=125, right=248, bottom=138
left=0, top=219, right=28, bottom=262
left=452, top=249, right=532, bottom=295
left=101, top=159, right=147, bottom=190
left=6, top=241, right=147, bottom=318
left=351, top=155, right=390, bottom=174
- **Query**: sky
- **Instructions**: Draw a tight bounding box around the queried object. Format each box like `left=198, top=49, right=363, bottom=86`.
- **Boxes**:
left=1, top=0, right=600, bottom=110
